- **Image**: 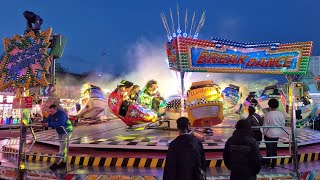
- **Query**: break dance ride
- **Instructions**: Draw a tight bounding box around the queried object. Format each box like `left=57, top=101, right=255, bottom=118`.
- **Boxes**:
left=68, top=83, right=108, bottom=121
left=221, top=84, right=242, bottom=115
left=186, top=80, right=224, bottom=127
left=108, top=80, right=158, bottom=127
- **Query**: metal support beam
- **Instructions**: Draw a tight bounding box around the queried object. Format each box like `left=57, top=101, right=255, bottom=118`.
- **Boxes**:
left=18, top=124, right=27, bottom=179
left=180, top=71, right=185, bottom=116
left=289, top=81, right=299, bottom=177
left=50, top=57, right=56, bottom=85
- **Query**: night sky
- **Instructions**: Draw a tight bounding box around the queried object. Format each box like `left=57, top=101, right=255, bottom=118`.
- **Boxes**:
left=0, top=0, right=319, bottom=76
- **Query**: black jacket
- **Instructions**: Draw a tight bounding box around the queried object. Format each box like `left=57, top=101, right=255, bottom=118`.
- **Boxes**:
left=223, top=129, right=262, bottom=180
left=163, top=134, right=206, bottom=180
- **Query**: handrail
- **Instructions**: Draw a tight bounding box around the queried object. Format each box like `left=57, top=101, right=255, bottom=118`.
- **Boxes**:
left=251, top=125, right=291, bottom=156
left=190, top=125, right=292, bottom=160
left=251, top=126, right=290, bottom=136
left=9, top=123, right=70, bottom=172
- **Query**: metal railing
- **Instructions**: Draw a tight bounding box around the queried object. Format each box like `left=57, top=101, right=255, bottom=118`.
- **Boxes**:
left=252, top=126, right=291, bottom=159
left=190, top=125, right=292, bottom=160
left=1, top=124, right=70, bottom=172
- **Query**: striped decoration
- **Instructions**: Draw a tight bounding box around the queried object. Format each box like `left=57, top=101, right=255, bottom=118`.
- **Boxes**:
left=3, top=145, right=320, bottom=168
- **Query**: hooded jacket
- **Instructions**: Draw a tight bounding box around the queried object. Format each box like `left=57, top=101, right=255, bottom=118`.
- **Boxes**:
left=44, top=109, right=73, bottom=135
left=223, top=129, right=262, bottom=180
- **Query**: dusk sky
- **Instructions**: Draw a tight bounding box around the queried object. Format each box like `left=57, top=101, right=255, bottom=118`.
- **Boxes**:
left=0, top=0, right=319, bottom=75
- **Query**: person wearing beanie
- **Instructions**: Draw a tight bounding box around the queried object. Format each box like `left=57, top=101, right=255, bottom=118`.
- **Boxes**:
left=164, top=117, right=206, bottom=180
left=223, top=119, right=262, bottom=180
left=262, top=98, right=285, bottom=168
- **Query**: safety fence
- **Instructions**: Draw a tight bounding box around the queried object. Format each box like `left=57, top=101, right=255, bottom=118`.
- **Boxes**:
left=1, top=124, right=70, bottom=173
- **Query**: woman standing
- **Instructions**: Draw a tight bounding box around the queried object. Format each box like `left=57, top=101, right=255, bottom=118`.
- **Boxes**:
left=246, top=106, right=264, bottom=143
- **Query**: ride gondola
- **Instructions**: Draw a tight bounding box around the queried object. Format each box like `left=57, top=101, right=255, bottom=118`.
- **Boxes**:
left=108, top=81, right=157, bottom=127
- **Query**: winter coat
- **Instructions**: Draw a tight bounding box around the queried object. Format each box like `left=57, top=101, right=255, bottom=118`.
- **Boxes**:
left=223, top=129, right=262, bottom=180
left=163, top=134, right=206, bottom=180
left=247, top=113, right=264, bottom=142
left=44, top=109, right=73, bottom=135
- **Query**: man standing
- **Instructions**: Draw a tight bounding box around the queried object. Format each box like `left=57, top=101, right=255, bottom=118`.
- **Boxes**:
left=163, top=117, right=206, bottom=180
left=223, top=119, right=262, bottom=180
left=263, top=98, right=285, bottom=168
left=43, top=104, right=73, bottom=170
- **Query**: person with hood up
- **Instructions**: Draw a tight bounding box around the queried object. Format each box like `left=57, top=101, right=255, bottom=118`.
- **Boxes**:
left=223, top=119, right=262, bottom=180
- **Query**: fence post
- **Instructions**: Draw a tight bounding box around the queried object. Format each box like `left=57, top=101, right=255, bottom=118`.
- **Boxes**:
left=18, top=123, right=27, bottom=179
left=289, top=82, right=299, bottom=177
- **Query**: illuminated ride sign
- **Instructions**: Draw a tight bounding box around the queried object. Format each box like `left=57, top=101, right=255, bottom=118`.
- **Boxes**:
left=166, top=37, right=313, bottom=75
left=0, top=29, right=52, bottom=91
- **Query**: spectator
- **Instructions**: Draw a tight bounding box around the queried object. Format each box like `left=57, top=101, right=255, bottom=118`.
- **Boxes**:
left=263, top=98, right=285, bottom=168
left=43, top=104, right=73, bottom=170
left=163, top=117, right=206, bottom=180
left=223, top=119, right=262, bottom=180
left=247, top=106, right=264, bottom=142
left=314, top=113, right=320, bottom=131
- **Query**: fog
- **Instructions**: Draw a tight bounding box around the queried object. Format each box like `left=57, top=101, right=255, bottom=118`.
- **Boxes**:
left=55, top=38, right=281, bottom=99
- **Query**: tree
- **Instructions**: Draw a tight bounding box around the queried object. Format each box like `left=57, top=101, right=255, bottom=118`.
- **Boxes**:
left=55, top=61, right=68, bottom=73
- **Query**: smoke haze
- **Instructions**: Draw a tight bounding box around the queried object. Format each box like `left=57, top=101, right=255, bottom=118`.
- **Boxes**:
left=55, top=38, right=284, bottom=99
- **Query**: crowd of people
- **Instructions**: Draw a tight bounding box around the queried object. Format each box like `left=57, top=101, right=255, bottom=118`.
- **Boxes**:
left=224, top=98, right=285, bottom=179
left=164, top=98, right=285, bottom=180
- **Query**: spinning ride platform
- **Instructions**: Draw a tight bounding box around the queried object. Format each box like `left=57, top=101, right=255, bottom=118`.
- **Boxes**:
left=27, top=117, right=320, bottom=151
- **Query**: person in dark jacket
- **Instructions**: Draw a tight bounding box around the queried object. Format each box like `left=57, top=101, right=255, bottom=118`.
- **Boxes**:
left=23, top=11, right=43, bottom=33
left=223, top=119, right=262, bottom=180
left=163, top=117, right=206, bottom=180
left=43, top=104, right=73, bottom=170
left=247, top=106, right=264, bottom=143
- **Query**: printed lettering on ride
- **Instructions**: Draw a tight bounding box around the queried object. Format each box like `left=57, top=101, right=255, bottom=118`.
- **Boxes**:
left=190, top=47, right=302, bottom=73
left=188, top=87, right=213, bottom=97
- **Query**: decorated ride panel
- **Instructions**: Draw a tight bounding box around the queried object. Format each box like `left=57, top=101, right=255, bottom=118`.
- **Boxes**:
left=186, top=80, right=224, bottom=127
left=0, top=29, right=52, bottom=91
left=108, top=89, right=157, bottom=126
left=222, top=84, right=241, bottom=105
left=314, top=76, right=320, bottom=91
left=222, top=84, right=242, bottom=115
left=255, top=83, right=313, bottom=125
left=68, top=84, right=107, bottom=119
left=258, top=86, right=288, bottom=116
left=166, top=37, right=313, bottom=75
left=108, top=90, right=123, bottom=118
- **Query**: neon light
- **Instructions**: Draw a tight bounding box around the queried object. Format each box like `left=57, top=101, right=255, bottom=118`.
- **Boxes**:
left=0, top=29, right=52, bottom=91
left=191, top=47, right=299, bottom=70
left=166, top=37, right=313, bottom=75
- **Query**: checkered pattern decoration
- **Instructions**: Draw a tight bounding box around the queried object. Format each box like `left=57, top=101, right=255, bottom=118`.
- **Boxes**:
left=165, top=98, right=182, bottom=110
left=186, top=98, right=222, bottom=108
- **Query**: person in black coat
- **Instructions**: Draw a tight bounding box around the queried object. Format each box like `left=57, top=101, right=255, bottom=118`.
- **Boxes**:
left=223, top=119, right=262, bottom=180
left=163, top=117, right=206, bottom=180
left=23, top=11, right=43, bottom=33
left=247, top=106, right=264, bottom=143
